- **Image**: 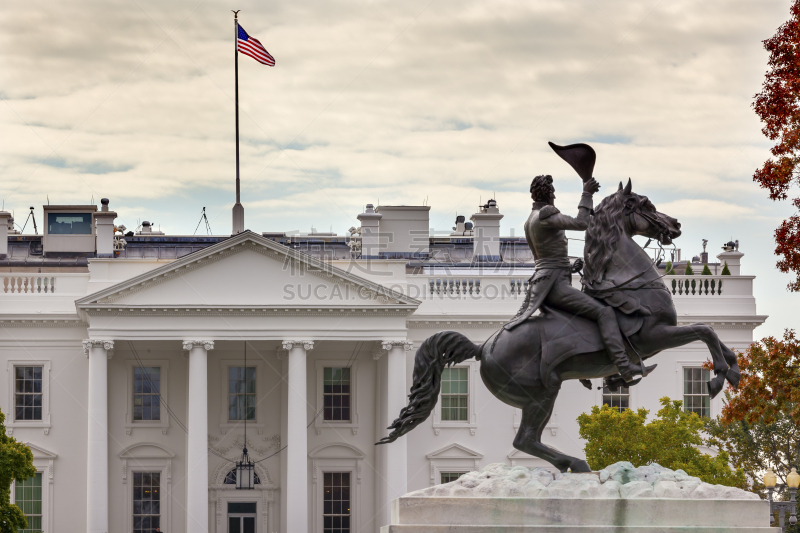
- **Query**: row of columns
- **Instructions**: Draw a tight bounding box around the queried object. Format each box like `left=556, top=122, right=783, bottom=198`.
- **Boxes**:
left=82, top=338, right=410, bottom=533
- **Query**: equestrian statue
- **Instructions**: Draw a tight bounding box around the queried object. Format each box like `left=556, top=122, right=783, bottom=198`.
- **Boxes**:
left=376, top=142, right=741, bottom=473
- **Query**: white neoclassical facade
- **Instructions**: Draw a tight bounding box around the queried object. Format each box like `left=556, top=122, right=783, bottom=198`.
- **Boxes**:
left=0, top=200, right=765, bottom=532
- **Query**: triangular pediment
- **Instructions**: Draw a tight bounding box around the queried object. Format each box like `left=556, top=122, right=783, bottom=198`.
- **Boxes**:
left=23, top=443, right=58, bottom=459
left=426, top=443, right=483, bottom=460
left=77, top=231, right=420, bottom=312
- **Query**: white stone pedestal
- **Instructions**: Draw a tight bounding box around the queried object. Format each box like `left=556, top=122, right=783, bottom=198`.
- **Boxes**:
left=382, top=497, right=771, bottom=531
left=381, top=462, right=771, bottom=532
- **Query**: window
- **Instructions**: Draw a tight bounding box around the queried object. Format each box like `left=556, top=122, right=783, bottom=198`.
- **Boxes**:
left=133, top=367, right=160, bottom=421
left=602, top=385, right=630, bottom=412
left=133, top=472, right=160, bottom=533
left=15, top=473, right=42, bottom=533
left=47, top=212, right=92, bottom=234
left=323, top=367, right=351, bottom=422
left=314, top=360, right=359, bottom=434
left=223, top=468, right=261, bottom=485
left=125, top=360, right=170, bottom=434
left=228, top=367, right=255, bottom=421
left=323, top=472, right=350, bottom=533
left=441, top=367, right=468, bottom=421
left=440, top=472, right=463, bottom=484
left=684, top=367, right=710, bottom=417
left=15, top=366, right=43, bottom=421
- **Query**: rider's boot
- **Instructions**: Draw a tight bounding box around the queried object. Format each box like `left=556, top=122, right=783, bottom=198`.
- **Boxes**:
left=618, top=363, right=658, bottom=384
left=596, top=307, right=656, bottom=384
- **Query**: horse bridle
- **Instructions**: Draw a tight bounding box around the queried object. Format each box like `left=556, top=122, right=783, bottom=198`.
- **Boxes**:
left=585, top=202, right=672, bottom=297
left=625, top=202, right=671, bottom=245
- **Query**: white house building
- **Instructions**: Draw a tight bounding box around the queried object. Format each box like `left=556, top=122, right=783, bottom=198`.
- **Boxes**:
left=0, top=199, right=766, bottom=533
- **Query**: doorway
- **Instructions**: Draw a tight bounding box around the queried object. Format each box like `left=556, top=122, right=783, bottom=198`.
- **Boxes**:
left=228, top=502, right=256, bottom=533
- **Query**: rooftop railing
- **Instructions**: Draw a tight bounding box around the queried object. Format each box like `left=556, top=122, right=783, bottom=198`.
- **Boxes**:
left=406, top=274, right=754, bottom=302
left=1, top=273, right=89, bottom=295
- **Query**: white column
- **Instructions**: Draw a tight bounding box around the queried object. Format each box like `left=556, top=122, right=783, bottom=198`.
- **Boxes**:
left=378, top=340, right=413, bottom=526
left=278, top=347, right=289, bottom=533
left=282, top=340, right=313, bottom=533
left=83, top=339, right=113, bottom=533
left=183, top=340, right=214, bottom=533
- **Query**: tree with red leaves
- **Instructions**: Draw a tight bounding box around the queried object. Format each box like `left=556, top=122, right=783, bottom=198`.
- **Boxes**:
left=705, top=331, right=800, bottom=494
left=753, top=1, right=800, bottom=291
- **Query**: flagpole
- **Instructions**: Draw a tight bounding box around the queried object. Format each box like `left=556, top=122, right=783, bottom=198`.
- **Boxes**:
left=232, top=10, right=244, bottom=234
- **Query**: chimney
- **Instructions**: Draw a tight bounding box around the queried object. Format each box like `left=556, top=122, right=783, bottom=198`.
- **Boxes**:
left=470, top=199, right=503, bottom=262
left=372, top=205, right=430, bottom=258
left=717, top=245, right=744, bottom=275
left=94, top=198, right=117, bottom=258
left=357, top=204, right=382, bottom=259
left=0, top=210, right=10, bottom=259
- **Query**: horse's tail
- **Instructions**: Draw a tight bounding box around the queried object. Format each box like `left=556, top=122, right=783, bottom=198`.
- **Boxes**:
left=376, top=331, right=481, bottom=445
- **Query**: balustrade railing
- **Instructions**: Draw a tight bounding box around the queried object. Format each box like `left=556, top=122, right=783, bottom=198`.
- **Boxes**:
left=417, top=274, right=740, bottom=301
left=3, top=276, right=56, bottom=294
left=665, top=276, right=724, bottom=296
left=425, top=277, right=533, bottom=298
left=429, top=278, right=482, bottom=295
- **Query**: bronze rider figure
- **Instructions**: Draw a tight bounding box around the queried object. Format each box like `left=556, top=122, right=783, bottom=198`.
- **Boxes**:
left=504, top=174, right=651, bottom=384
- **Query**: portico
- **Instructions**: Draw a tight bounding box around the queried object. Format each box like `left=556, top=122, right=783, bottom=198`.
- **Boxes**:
left=75, top=232, right=419, bottom=532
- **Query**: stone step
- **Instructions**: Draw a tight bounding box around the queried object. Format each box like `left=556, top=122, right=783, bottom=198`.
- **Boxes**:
left=391, top=498, right=769, bottom=529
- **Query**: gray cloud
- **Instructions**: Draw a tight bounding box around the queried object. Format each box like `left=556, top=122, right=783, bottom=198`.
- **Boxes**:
left=0, top=0, right=796, bottom=335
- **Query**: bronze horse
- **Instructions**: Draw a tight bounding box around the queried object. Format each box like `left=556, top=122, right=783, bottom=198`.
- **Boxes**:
left=377, top=181, right=740, bottom=473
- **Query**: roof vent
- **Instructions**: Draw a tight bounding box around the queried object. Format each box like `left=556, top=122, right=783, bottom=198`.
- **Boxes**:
left=451, top=215, right=473, bottom=237
left=137, top=221, right=165, bottom=236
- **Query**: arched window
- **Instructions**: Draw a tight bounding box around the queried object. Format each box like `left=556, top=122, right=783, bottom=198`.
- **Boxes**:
left=224, top=468, right=261, bottom=485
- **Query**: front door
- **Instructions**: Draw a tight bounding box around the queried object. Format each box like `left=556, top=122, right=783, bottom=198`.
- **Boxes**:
left=228, top=502, right=256, bottom=533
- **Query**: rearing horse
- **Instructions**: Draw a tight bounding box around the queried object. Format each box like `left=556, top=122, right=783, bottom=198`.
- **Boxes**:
left=377, top=180, right=740, bottom=473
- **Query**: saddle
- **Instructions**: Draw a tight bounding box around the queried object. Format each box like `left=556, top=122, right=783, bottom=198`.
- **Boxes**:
left=533, top=304, right=644, bottom=389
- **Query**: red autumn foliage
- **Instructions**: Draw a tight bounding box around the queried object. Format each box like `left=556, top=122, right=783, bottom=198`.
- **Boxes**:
left=753, top=0, right=800, bottom=291
left=713, top=331, right=800, bottom=426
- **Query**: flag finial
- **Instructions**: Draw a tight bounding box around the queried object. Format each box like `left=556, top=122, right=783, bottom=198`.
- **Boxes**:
left=232, top=10, right=240, bottom=19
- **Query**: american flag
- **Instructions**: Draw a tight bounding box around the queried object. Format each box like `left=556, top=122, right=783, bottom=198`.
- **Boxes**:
left=237, top=25, right=275, bottom=66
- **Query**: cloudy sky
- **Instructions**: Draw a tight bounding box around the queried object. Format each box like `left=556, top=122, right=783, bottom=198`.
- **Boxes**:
left=1, top=0, right=796, bottom=337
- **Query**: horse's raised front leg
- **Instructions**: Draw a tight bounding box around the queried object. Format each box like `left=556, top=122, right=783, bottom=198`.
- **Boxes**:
left=514, top=391, right=591, bottom=473
left=636, top=323, right=729, bottom=398
left=720, top=341, right=740, bottom=389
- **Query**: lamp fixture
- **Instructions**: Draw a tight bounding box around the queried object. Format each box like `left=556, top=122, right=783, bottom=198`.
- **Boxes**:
left=235, top=341, right=255, bottom=490
left=764, top=466, right=798, bottom=528
left=788, top=467, right=800, bottom=490
left=764, top=468, right=777, bottom=489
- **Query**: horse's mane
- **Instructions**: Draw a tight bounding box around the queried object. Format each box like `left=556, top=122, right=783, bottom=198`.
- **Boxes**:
left=584, top=191, right=630, bottom=285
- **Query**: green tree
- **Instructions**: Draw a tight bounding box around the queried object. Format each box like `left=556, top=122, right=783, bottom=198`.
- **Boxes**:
left=684, top=263, right=695, bottom=275
left=721, top=261, right=732, bottom=275
left=664, top=261, right=674, bottom=275
left=577, top=398, right=745, bottom=487
left=701, top=264, right=712, bottom=275
left=704, top=331, right=800, bottom=491
left=0, top=407, right=35, bottom=533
